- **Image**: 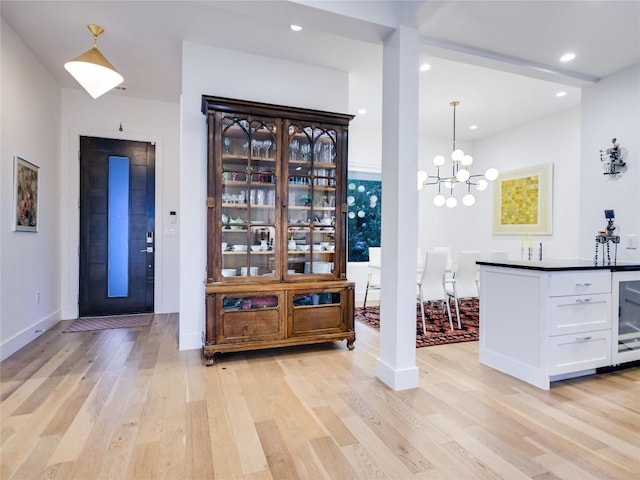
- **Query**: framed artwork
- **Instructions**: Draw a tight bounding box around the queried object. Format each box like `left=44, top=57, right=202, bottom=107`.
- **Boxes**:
left=13, top=156, right=40, bottom=232
left=346, top=171, right=381, bottom=262
left=493, top=163, right=553, bottom=235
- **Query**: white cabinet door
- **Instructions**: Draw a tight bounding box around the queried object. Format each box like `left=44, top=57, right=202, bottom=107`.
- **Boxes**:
left=548, top=331, right=611, bottom=375
left=548, top=293, right=611, bottom=336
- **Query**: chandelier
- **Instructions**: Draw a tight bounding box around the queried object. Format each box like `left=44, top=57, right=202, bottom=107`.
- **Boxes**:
left=418, top=101, right=498, bottom=208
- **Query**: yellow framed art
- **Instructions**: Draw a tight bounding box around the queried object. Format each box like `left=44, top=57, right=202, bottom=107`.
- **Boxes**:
left=492, top=163, right=553, bottom=235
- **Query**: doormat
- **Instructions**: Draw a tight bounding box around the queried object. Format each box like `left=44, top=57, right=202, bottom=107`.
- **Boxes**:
left=63, top=314, right=153, bottom=333
left=355, top=298, right=479, bottom=348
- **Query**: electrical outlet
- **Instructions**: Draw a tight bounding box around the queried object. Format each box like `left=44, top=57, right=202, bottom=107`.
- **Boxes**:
left=626, top=234, right=638, bottom=249
left=36, top=291, right=40, bottom=304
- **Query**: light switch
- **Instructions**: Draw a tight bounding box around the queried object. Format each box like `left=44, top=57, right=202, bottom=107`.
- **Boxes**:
left=626, top=234, right=637, bottom=249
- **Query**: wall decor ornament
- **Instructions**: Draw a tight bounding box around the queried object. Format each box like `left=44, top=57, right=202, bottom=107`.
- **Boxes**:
left=492, top=163, right=553, bottom=235
left=13, top=156, right=40, bottom=232
left=600, top=137, right=627, bottom=176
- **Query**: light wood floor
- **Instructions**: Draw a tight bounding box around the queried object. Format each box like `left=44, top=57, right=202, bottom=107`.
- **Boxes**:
left=1, top=313, right=638, bottom=479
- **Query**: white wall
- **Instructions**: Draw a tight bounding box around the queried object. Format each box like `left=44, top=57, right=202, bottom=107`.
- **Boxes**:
left=1, top=18, right=62, bottom=360
left=179, top=42, right=350, bottom=350
left=579, top=65, right=640, bottom=263
left=417, top=108, right=582, bottom=265
left=59, top=89, right=181, bottom=319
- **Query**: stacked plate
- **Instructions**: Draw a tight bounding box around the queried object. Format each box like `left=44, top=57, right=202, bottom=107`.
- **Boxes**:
left=304, top=261, right=333, bottom=273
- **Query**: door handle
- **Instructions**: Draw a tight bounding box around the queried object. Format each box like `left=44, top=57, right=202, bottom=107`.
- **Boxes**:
left=140, top=247, right=153, bottom=253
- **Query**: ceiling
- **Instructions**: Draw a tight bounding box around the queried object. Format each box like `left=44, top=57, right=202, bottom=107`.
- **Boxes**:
left=2, top=1, right=639, bottom=141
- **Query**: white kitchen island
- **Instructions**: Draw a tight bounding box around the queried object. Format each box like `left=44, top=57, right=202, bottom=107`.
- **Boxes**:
left=477, top=260, right=640, bottom=390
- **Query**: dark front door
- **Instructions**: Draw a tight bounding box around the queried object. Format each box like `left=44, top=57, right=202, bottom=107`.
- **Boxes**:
left=79, top=136, right=155, bottom=316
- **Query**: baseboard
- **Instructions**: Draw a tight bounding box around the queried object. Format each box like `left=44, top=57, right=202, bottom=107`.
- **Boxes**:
left=0, top=309, right=61, bottom=362
left=179, top=331, right=203, bottom=351
left=375, top=357, right=420, bottom=391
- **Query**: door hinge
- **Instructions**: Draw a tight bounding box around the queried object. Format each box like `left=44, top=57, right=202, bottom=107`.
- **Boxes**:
left=207, top=197, right=215, bottom=208
left=341, top=203, right=348, bottom=213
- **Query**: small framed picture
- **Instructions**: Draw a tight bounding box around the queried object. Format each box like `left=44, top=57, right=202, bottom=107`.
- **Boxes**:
left=13, top=156, right=39, bottom=232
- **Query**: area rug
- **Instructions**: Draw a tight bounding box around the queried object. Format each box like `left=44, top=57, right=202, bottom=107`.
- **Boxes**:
left=63, top=314, right=153, bottom=333
left=355, top=298, right=479, bottom=347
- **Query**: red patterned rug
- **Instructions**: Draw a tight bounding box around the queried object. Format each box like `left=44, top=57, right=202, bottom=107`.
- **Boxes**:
left=355, top=298, right=479, bottom=347
left=63, top=314, right=153, bottom=333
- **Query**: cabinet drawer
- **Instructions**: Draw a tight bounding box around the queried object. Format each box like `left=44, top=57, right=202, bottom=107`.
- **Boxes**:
left=219, top=308, right=283, bottom=343
left=548, top=330, right=611, bottom=375
left=290, top=305, right=345, bottom=336
left=548, top=293, right=611, bottom=336
left=548, top=271, right=610, bottom=297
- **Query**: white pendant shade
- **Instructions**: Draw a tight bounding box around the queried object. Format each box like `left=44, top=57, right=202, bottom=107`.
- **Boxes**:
left=417, top=170, right=428, bottom=190
left=476, top=179, right=488, bottom=191
left=485, top=167, right=499, bottom=181
left=462, top=193, right=476, bottom=206
left=433, top=194, right=446, bottom=207
left=455, top=168, right=470, bottom=182
left=64, top=25, right=123, bottom=99
left=445, top=196, right=458, bottom=208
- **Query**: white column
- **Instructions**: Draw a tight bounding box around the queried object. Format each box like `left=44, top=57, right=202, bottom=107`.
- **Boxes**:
left=375, top=25, right=420, bottom=390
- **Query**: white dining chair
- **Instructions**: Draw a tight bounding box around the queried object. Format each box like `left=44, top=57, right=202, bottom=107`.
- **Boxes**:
left=434, top=246, right=454, bottom=283
left=446, top=250, right=480, bottom=327
left=363, top=246, right=381, bottom=309
left=417, top=250, right=454, bottom=332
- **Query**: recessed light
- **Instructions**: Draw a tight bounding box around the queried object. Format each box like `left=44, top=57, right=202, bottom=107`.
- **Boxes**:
left=290, top=24, right=302, bottom=32
left=419, top=63, right=431, bottom=72
left=556, top=91, right=567, bottom=97
left=560, top=52, right=575, bottom=62
left=357, top=108, right=367, bottom=115
left=469, top=125, right=478, bottom=130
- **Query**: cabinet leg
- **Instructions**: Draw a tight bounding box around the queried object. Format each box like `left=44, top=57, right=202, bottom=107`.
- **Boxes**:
left=346, top=335, right=356, bottom=350
left=203, top=349, right=215, bottom=366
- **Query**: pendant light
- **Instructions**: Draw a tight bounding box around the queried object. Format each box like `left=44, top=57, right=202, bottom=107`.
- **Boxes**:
left=64, top=24, right=124, bottom=99
left=418, top=101, right=498, bottom=207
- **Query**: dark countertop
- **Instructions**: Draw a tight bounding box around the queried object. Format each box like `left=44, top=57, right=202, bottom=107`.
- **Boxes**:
left=477, top=259, right=640, bottom=272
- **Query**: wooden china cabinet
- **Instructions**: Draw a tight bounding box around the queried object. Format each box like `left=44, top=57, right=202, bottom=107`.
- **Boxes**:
left=201, top=96, right=356, bottom=365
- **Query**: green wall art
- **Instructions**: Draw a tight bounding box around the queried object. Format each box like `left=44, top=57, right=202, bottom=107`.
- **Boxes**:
left=346, top=174, right=381, bottom=262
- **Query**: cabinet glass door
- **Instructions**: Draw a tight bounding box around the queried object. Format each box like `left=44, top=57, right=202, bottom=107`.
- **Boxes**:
left=220, top=115, right=278, bottom=279
left=617, top=279, right=640, bottom=355
left=286, top=125, right=338, bottom=277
